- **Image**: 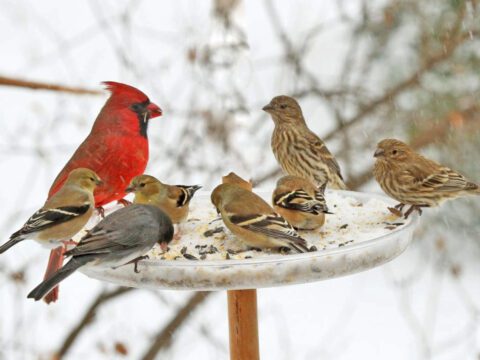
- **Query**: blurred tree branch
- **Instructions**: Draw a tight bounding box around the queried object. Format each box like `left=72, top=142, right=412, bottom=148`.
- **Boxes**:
left=140, top=292, right=212, bottom=360
left=0, top=75, right=102, bottom=95
left=55, top=287, right=134, bottom=360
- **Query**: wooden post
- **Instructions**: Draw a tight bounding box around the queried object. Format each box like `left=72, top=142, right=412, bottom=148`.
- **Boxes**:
left=227, top=289, right=260, bottom=360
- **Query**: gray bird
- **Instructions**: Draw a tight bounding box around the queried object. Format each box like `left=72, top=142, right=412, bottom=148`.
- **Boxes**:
left=27, top=204, right=174, bottom=301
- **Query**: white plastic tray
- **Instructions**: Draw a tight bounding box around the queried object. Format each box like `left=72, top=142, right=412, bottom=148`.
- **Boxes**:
left=81, top=190, right=418, bottom=290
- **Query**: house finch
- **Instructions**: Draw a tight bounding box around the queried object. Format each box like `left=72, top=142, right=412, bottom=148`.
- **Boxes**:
left=211, top=182, right=310, bottom=253
left=44, top=81, right=162, bottom=303
left=263, top=95, right=346, bottom=189
left=373, top=138, right=480, bottom=218
left=27, top=204, right=174, bottom=301
left=1, top=169, right=101, bottom=254
left=125, top=174, right=201, bottom=224
left=272, top=175, right=330, bottom=230
left=221, top=172, right=253, bottom=191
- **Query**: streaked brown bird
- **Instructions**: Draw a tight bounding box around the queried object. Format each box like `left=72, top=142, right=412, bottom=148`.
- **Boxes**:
left=373, top=138, right=480, bottom=218
left=272, top=175, right=330, bottom=230
left=211, top=183, right=310, bottom=253
left=263, top=95, right=347, bottom=189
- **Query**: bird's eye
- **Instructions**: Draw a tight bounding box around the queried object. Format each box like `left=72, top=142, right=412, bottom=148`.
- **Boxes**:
left=90, top=177, right=95, bottom=182
left=130, top=103, right=144, bottom=113
left=280, top=104, right=287, bottom=109
left=140, top=183, right=146, bottom=188
left=392, top=150, right=398, bottom=155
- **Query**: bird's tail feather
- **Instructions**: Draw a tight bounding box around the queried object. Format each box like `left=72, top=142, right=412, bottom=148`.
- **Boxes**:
left=0, top=236, right=24, bottom=254
left=27, top=257, right=91, bottom=301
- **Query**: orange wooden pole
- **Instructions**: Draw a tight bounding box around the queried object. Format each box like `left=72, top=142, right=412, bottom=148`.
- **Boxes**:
left=227, top=289, right=260, bottom=360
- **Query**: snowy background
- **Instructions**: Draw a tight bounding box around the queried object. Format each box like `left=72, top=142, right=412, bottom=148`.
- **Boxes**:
left=1, top=0, right=480, bottom=359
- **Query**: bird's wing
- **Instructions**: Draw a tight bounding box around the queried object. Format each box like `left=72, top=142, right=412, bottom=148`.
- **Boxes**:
left=226, top=208, right=308, bottom=249
left=273, top=189, right=326, bottom=214
left=48, top=139, right=113, bottom=198
left=403, top=167, right=476, bottom=193
left=66, top=206, right=156, bottom=256
left=305, top=131, right=344, bottom=181
left=13, top=204, right=91, bottom=237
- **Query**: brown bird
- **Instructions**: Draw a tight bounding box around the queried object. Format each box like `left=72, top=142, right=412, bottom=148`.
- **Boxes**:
left=222, top=172, right=253, bottom=191
left=263, top=95, right=346, bottom=189
left=125, top=175, right=201, bottom=224
left=211, top=183, right=310, bottom=253
left=272, top=175, right=330, bottom=230
left=373, top=138, right=480, bottom=218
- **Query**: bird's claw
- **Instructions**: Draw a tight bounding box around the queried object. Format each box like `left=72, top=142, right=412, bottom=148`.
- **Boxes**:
left=404, top=205, right=422, bottom=219
left=96, top=206, right=105, bottom=218
left=129, top=255, right=149, bottom=273
left=117, top=199, right=132, bottom=207
left=394, top=203, right=405, bottom=211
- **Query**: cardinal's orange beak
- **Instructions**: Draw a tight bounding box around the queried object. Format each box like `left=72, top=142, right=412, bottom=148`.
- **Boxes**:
left=147, top=102, right=162, bottom=118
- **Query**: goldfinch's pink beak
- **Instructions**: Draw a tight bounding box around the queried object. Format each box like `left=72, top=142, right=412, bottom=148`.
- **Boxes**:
left=159, top=241, right=169, bottom=252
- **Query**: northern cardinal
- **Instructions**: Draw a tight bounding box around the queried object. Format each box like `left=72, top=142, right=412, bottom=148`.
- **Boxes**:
left=43, top=81, right=162, bottom=303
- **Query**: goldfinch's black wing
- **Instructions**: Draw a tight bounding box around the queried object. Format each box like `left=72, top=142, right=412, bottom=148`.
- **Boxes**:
left=274, top=190, right=328, bottom=215
left=11, top=204, right=91, bottom=239
left=229, top=213, right=309, bottom=252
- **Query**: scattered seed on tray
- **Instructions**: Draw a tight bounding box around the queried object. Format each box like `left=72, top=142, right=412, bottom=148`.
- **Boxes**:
left=183, top=253, right=198, bottom=260
left=339, top=224, right=349, bottom=229
left=180, top=246, right=187, bottom=254
left=203, top=227, right=224, bottom=237
left=309, top=246, right=318, bottom=252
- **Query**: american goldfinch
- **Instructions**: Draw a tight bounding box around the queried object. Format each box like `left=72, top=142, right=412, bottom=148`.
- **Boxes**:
left=222, top=172, right=253, bottom=191
left=1, top=168, right=101, bottom=254
left=272, top=175, right=330, bottom=230
left=125, top=174, right=201, bottom=224
left=373, top=138, right=480, bottom=218
left=211, top=183, right=309, bottom=253
left=44, top=81, right=162, bottom=303
left=27, top=204, right=174, bottom=301
left=263, top=95, right=347, bottom=189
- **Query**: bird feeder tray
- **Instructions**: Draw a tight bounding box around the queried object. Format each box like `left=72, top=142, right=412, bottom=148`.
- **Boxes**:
left=81, top=190, right=418, bottom=360
left=81, top=190, right=418, bottom=290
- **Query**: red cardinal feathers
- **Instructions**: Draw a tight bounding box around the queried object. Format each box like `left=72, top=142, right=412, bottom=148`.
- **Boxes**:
left=43, top=81, right=162, bottom=303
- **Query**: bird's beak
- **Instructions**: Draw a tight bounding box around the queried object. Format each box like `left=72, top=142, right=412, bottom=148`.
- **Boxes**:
left=323, top=210, right=334, bottom=214
left=374, top=148, right=385, bottom=158
left=262, top=103, right=274, bottom=112
left=147, top=102, right=162, bottom=119
left=96, top=179, right=104, bottom=186
left=125, top=185, right=135, bottom=193
left=159, top=241, right=169, bottom=252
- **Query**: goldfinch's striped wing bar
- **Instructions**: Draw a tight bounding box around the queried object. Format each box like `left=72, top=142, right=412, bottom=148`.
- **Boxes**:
left=11, top=204, right=91, bottom=238
left=274, top=190, right=328, bottom=215
left=174, top=185, right=202, bottom=207
left=228, top=213, right=309, bottom=252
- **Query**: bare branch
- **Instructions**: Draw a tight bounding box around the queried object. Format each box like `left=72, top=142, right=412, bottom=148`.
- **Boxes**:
left=0, top=76, right=103, bottom=95
left=140, top=292, right=212, bottom=360
left=56, top=287, right=134, bottom=359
